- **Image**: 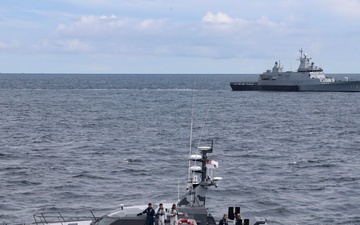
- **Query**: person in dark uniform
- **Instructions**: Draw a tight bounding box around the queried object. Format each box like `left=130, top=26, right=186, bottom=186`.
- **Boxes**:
left=138, top=203, right=156, bottom=225
left=218, top=214, right=228, bottom=225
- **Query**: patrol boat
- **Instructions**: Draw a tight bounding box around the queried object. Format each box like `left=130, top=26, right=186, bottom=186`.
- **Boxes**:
left=230, top=49, right=360, bottom=92
left=32, top=142, right=267, bottom=225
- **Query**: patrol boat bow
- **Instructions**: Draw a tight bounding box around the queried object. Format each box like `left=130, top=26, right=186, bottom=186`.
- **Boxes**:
left=230, top=49, right=360, bottom=92
left=32, top=142, right=266, bottom=225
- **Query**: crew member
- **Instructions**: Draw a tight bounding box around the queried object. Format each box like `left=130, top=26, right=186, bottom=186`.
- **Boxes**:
left=169, top=204, right=179, bottom=225
left=137, top=203, right=156, bottom=225
left=156, top=203, right=166, bottom=225
left=218, top=214, right=228, bottom=225
left=234, top=213, right=242, bottom=225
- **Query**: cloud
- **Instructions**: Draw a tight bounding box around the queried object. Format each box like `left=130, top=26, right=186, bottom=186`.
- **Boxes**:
left=317, top=0, right=360, bottom=18
left=202, top=11, right=234, bottom=24
left=0, top=41, right=8, bottom=49
left=1, top=1, right=360, bottom=73
left=56, top=15, right=128, bottom=37
left=99, top=15, right=117, bottom=19
left=256, top=16, right=277, bottom=28
left=202, top=11, right=281, bottom=28
left=0, top=40, right=21, bottom=51
left=49, top=12, right=303, bottom=60
left=58, top=39, right=92, bottom=52
left=201, top=11, right=288, bottom=37
left=55, top=14, right=171, bottom=39
left=137, top=19, right=167, bottom=33
left=49, top=14, right=175, bottom=56
left=42, top=39, right=91, bottom=53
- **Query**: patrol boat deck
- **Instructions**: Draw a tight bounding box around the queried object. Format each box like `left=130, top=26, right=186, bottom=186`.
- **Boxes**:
left=230, top=49, right=360, bottom=92
left=30, top=142, right=267, bottom=225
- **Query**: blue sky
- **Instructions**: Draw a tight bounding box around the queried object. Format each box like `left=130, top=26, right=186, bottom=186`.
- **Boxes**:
left=1, top=0, right=360, bottom=73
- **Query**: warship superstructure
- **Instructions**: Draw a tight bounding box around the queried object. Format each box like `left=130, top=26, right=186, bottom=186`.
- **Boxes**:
left=31, top=142, right=267, bottom=225
left=230, top=49, right=360, bottom=92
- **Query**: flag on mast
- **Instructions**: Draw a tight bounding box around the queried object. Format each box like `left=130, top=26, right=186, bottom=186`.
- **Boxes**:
left=206, top=159, right=219, bottom=168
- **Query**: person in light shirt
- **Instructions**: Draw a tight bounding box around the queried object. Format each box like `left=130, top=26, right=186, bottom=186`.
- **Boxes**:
left=156, top=203, right=166, bottom=225
left=169, top=204, right=180, bottom=225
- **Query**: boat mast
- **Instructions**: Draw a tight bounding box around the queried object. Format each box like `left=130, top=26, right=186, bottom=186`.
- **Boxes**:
left=187, top=87, right=196, bottom=187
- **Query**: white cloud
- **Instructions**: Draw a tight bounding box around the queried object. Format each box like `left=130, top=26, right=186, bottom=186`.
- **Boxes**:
left=137, top=19, right=167, bottom=32
left=56, top=15, right=128, bottom=37
left=202, top=11, right=282, bottom=29
left=0, top=40, right=21, bottom=50
left=100, top=15, right=117, bottom=19
left=48, top=11, right=311, bottom=61
left=43, top=39, right=91, bottom=53
left=200, top=11, right=288, bottom=38
left=317, top=0, right=360, bottom=18
left=256, top=16, right=277, bottom=28
left=0, top=41, right=8, bottom=49
left=55, top=14, right=171, bottom=39
left=202, top=11, right=233, bottom=24
left=1, top=0, right=360, bottom=72
left=59, top=39, right=91, bottom=52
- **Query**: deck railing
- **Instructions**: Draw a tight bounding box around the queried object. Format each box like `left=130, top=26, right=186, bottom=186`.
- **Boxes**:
left=33, top=211, right=103, bottom=225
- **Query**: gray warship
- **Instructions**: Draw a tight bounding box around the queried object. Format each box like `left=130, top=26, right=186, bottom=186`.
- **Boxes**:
left=31, top=142, right=267, bottom=225
left=230, top=49, right=360, bottom=92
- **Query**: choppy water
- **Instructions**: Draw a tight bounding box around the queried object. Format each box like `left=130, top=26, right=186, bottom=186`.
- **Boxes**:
left=0, top=74, right=360, bottom=225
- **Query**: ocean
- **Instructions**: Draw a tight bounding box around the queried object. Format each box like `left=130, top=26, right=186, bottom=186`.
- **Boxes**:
left=0, top=74, right=359, bottom=225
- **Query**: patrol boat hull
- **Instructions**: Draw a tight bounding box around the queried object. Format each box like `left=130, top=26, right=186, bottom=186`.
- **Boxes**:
left=230, top=49, right=360, bottom=92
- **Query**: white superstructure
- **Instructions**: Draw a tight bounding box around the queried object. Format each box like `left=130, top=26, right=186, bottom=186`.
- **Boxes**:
left=258, top=49, right=336, bottom=86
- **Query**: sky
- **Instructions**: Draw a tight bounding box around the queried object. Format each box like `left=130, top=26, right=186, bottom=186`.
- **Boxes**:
left=0, top=0, right=360, bottom=73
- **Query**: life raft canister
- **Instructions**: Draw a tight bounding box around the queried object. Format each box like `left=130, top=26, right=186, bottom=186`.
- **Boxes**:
left=178, top=218, right=195, bottom=225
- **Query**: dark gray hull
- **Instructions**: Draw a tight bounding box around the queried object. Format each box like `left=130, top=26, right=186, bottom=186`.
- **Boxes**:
left=230, top=81, right=360, bottom=92
left=230, top=82, right=299, bottom=92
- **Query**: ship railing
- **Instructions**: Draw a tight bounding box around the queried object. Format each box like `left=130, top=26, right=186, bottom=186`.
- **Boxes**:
left=2, top=223, right=27, bottom=225
left=33, top=211, right=103, bottom=225
left=230, top=82, right=258, bottom=86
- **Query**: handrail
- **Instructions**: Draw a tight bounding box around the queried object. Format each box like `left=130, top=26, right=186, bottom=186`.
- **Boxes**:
left=33, top=211, right=102, bottom=225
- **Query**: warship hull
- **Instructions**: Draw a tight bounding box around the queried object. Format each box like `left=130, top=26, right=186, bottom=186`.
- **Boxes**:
left=230, top=81, right=360, bottom=92
left=230, top=82, right=298, bottom=91
left=298, top=81, right=360, bottom=92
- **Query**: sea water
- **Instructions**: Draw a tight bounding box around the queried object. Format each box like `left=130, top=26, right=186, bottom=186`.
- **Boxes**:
left=0, top=74, right=359, bottom=225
